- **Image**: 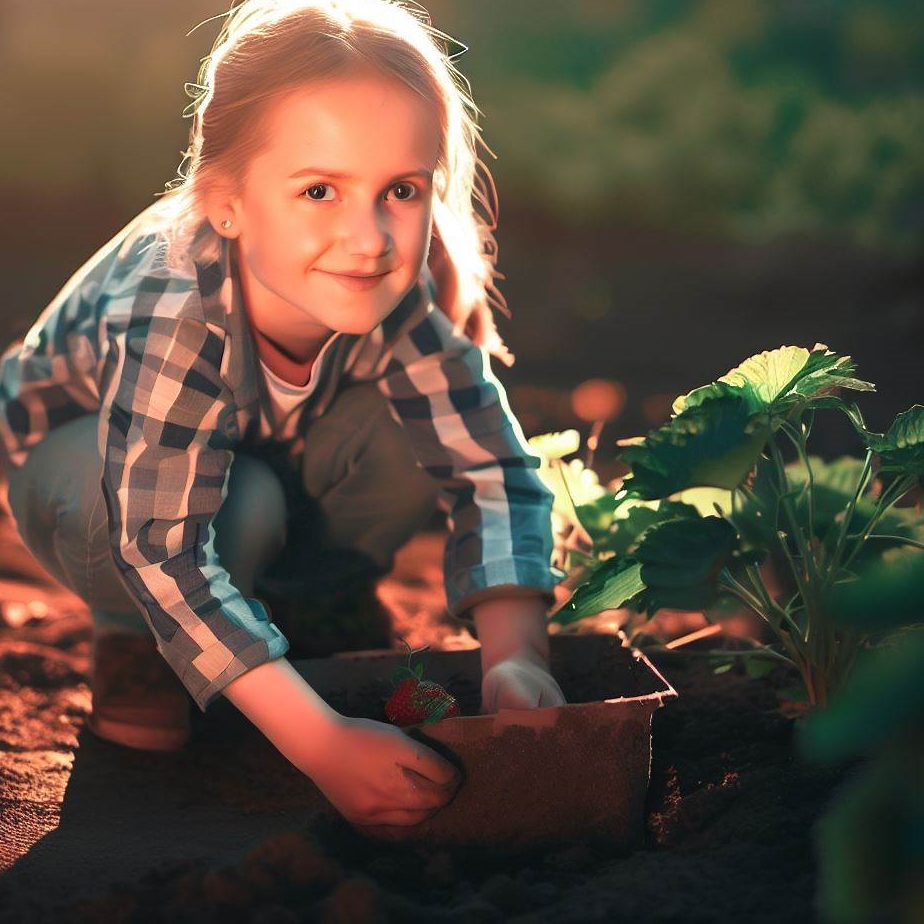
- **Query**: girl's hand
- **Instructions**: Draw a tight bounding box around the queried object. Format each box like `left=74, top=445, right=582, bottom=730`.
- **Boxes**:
left=310, top=714, right=462, bottom=828
left=470, top=592, right=566, bottom=712
left=480, top=649, right=567, bottom=713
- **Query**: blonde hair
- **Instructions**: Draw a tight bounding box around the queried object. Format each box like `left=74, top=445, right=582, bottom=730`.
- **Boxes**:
left=142, top=0, right=515, bottom=366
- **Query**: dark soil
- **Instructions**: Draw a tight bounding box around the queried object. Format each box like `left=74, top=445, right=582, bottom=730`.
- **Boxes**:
left=0, top=512, right=845, bottom=923
left=6, top=653, right=843, bottom=923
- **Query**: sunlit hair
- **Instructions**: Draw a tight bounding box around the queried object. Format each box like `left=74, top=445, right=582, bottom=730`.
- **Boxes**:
left=141, top=0, right=515, bottom=366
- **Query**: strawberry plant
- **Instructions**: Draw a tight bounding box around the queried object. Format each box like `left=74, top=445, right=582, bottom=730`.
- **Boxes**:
left=533, top=345, right=924, bottom=708
left=384, top=639, right=460, bottom=726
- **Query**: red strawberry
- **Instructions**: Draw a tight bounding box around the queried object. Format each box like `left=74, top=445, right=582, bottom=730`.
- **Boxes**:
left=384, top=640, right=459, bottom=727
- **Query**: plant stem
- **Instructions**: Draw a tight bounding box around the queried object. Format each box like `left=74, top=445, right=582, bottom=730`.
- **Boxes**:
left=769, top=437, right=820, bottom=591
left=743, top=562, right=801, bottom=637
left=780, top=420, right=817, bottom=556
left=718, top=568, right=769, bottom=621
left=641, top=644, right=795, bottom=668
left=718, top=566, right=808, bottom=665
left=851, top=534, right=924, bottom=552
left=840, top=475, right=918, bottom=575
left=825, top=450, right=873, bottom=588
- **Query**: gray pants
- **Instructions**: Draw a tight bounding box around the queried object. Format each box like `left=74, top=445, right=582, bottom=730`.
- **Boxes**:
left=6, top=381, right=439, bottom=635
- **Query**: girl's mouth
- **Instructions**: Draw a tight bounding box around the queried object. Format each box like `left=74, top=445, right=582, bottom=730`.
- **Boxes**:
left=317, top=270, right=389, bottom=292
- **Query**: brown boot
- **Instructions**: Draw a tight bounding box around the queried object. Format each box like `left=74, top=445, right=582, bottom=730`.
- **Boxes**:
left=87, top=630, right=191, bottom=752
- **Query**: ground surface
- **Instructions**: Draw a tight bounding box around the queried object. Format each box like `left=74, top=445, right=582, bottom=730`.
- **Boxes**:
left=0, top=507, right=845, bottom=923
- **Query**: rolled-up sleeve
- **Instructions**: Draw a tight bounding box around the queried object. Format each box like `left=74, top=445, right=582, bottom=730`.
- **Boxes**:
left=375, top=300, right=564, bottom=620
left=101, top=314, right=289, bottom=712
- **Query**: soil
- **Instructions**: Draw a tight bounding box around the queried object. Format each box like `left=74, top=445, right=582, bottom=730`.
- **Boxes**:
left=0, top=515, right=846, bottom=923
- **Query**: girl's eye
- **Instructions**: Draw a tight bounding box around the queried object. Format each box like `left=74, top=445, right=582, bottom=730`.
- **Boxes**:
left=303, top=183, right=335, bottom=201
left=300, top=182, right=418, bottom=202
left=387, top=182, right=417, bottom=202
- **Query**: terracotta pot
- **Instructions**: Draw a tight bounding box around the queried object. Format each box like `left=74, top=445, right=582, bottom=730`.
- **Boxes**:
left=293, top=632, right=677, bottom=850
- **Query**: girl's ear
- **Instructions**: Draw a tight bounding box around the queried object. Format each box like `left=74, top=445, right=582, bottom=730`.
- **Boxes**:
left=426, top=233, right=459, bottom=315
left=202, top=183, right=243, bottom=239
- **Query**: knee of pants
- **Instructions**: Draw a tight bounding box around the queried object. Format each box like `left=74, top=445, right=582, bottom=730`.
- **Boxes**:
left=213, top=452, right=289, bottom=567
left=6, top=415, right=105, bottom=588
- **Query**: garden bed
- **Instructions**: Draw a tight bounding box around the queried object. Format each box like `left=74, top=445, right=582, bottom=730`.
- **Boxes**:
left=0, top=643, right=844, bottom=923
left=0, top=526, right=847, bottom=922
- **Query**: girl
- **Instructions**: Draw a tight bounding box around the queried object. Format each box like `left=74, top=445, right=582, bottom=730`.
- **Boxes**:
left=0, top=0, right=566, bottom=829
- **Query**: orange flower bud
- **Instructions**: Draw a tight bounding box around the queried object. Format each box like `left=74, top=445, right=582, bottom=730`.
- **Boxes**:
left=570, top=379, right=626, bottom=423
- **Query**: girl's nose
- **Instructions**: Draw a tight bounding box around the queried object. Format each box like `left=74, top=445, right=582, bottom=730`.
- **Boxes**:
left=341, top=203, right=392, bottom=258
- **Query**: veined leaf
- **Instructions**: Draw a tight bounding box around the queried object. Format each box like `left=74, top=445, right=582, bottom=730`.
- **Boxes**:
left=599, top=499, right=701, bottom=556
left=642, top=580, right=724, bottom=615
left=618, top=389, right=770, bottom=498
left=674, top=345, right=872, bottom=417
left=675, top=485, right=735, bottom=518
left=573, top=491, right=621, bottom=544
left=555, top=560, right=646, bottom=623
left=635, top=516, right=739, bottom=589
left=863, top=405, right=924, bottom=476
left=622, top=346, right=874, bottom=501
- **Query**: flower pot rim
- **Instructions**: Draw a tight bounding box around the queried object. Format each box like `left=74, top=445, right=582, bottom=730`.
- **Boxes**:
left=313, top=634, right=678, bottom=729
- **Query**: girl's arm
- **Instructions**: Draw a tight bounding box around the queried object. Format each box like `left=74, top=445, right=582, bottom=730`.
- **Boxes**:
left=223, top=655, right=464, bottom=827
left=374, top=294, right=563, bottom=625
left=222, top=656, right=341, bottom=773
left=470, top=593, right=550, bottom=670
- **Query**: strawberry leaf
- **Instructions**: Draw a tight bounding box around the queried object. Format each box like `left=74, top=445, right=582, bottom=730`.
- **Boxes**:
left=863, top=405, right=924, bottom=477
left=554, top=560, right=646, bottom=624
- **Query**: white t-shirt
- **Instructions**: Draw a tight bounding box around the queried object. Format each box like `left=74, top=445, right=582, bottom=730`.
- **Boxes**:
left=256, top=333, right=341, bottom=441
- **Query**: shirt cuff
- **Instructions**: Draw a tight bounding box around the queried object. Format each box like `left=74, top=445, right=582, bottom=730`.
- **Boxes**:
left=180, top=599, right=291, bottom=713
left=447, top=556, right=565, bottom=622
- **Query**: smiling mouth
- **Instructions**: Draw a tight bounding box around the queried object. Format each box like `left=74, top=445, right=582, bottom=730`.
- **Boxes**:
left=319, top=270, right=389, bottom=279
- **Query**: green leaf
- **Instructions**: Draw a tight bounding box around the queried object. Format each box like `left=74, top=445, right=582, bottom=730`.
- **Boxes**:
left=643, top=580, right=723, bottom=614
left=620, top=345, right=868, bottom=501
left=798, top=630, right=924, bottom=763
left=599, top=499, right=701, bottom=556
left=744, top=656, right=781, bottom=679
left=555, top=561, right=646, bottom=624
left=392, top=665, right=417, bottom=685
left=619, top=388, right=770, bottom=498
left=863, top=405, right=924, bottom=476
left=813, top=753, right=923, bottom=924
left=573, top=492, right=621, bottom=544
left=635, top=516, right=739, bottom=589
left=673, top=345, right=872, bottom=419
left=806, top=396, right=867, bottom=436
left=828, top=547, right=924, bottom=632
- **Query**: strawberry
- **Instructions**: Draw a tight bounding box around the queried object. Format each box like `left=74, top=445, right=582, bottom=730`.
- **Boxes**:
left=384, top=639, right=459, bottom=727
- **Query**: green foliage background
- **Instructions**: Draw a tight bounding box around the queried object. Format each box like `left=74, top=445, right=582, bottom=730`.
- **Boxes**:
left=1, top=0, right=922, bottom=253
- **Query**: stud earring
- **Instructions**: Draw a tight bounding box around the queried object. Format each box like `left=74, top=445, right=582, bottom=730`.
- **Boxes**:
left=221, top=219, right=232, bottom=229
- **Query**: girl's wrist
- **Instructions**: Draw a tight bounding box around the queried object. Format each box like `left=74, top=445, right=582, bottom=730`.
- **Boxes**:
left=223, top=657, right=343, bottom=775
left=470, top=594, right=551, bottom=672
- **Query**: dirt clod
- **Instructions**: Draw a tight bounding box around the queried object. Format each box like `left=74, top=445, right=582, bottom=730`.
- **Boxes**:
left=318, top=876, right=384, bottom=924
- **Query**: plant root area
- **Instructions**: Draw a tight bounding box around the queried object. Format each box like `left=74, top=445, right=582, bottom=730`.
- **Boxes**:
left=0, top=522, right=844, bottom=923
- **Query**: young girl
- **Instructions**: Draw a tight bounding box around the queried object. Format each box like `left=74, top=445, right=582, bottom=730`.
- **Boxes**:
left=0, top=0, right=566, bottom=828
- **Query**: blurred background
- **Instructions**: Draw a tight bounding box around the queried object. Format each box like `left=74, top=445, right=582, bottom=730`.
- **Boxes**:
left=1, top=0, right=922, bottom=463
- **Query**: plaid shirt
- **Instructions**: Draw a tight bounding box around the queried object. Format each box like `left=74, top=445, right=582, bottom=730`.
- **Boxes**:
left=0, top=207, right=562, bottom=711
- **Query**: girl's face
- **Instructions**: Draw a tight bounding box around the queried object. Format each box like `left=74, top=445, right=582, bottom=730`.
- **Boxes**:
left=221, top=72, right=441, bottom=356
